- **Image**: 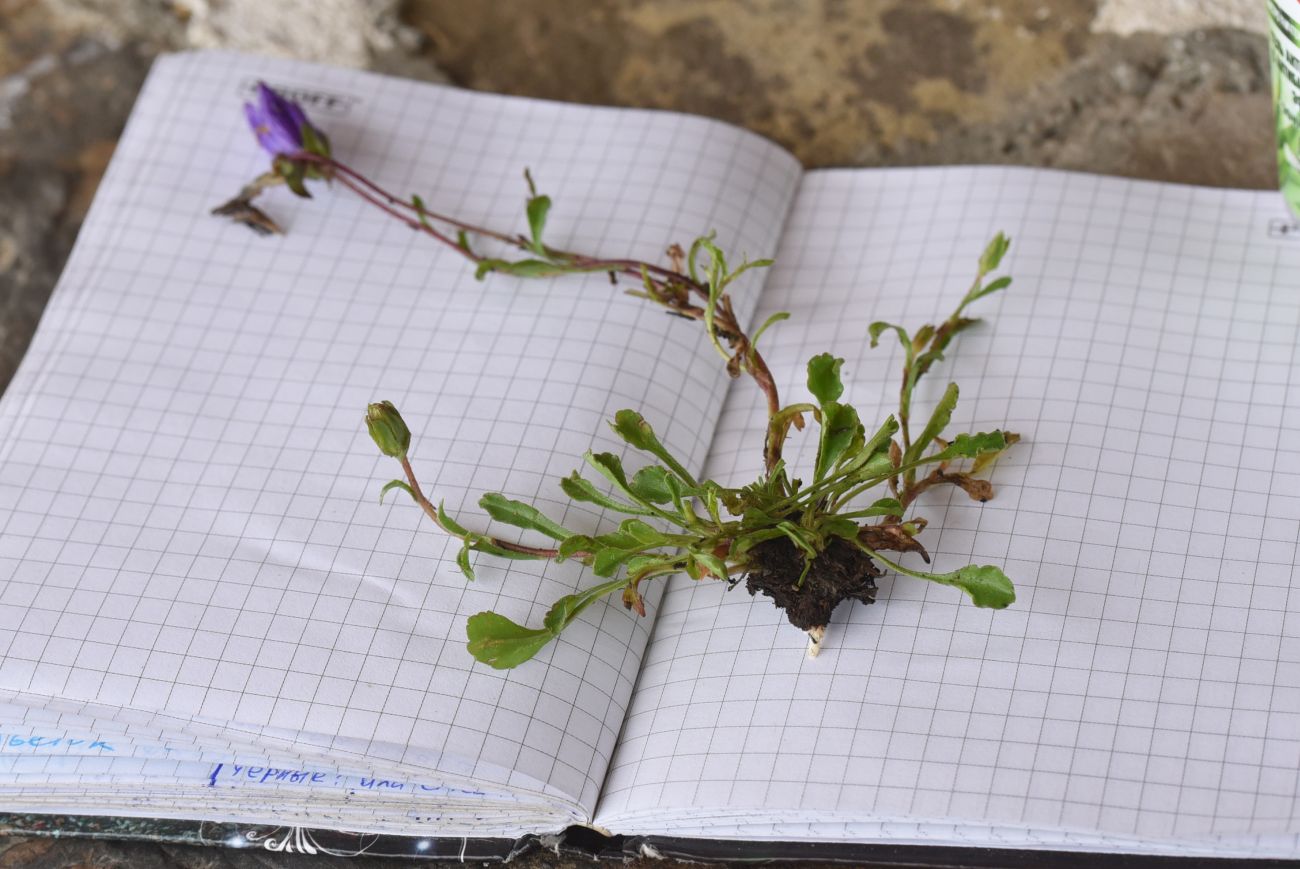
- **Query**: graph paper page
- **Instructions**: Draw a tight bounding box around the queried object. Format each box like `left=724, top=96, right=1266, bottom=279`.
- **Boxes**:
left=0, top=692, right=570, bottom=836
left=0, top=49, right=801, bottom=821
left=598, top=167, right=1300, bottom=857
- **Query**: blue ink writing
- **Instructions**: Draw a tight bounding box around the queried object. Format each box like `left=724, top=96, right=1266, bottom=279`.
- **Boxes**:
left=2, top=734, right=115, bottom=752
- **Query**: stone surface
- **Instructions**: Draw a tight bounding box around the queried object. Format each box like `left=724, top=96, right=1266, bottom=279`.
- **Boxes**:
left=179, top=0, right=449, bottom=82
left=404, top=0, right=1273, bottom=176
left=407, top=0, right=1097, bottom=169
left=1093, top=0, right=1268, bottom=36
left=0, top=23, right=155, bottom=396
left=0, top=0, right=1282, bottom=866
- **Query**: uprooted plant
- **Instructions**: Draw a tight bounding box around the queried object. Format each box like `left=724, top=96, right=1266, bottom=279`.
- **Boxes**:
left=215, top=82, right=1021, bottom=667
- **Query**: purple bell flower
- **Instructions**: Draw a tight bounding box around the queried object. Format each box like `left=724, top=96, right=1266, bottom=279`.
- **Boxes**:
left=243, top=82, right=323, bottom=158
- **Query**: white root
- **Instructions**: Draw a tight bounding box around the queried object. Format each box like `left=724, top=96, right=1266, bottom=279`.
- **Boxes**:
left=806, top=625, right=826, bottom=659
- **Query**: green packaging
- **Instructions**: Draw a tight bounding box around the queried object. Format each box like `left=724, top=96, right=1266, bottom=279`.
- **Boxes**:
left=1270, top=0, right=1300, bottom=216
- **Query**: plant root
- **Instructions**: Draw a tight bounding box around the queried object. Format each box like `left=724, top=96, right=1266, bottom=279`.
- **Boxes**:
left=806, top=625, right=826, bottom=658
left=744, top=535, right=881, bottom=633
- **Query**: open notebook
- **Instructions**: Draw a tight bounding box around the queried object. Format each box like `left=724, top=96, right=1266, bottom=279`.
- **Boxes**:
left=1, top=49, right=1299, bottom=862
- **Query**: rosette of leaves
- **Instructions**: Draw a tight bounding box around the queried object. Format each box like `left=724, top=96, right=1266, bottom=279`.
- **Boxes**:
left=371, top=235, right=1018, bottom=669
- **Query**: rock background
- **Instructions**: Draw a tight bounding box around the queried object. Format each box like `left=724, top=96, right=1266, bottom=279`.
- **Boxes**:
left=0, top=0, right=1284, bottom=866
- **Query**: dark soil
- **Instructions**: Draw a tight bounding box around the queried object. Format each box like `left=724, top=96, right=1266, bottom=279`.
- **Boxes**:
left=744, top=536, right=882, bottom=631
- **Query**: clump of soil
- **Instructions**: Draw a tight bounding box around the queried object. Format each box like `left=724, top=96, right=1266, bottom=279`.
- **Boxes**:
left=744, top=536, right=881, bottom=631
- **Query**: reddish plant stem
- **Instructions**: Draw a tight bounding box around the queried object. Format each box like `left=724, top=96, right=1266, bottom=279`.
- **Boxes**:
left=398, top=456, right=560, bottom=559
left=302, top=154, right=709, bottom=294
left=311, top=154, right=525, bottom=247
left=332, top=174, right=474, bottom=259
left=295, top=151, right=789, bottom=473
left=898, top=467, right=944, bottom=512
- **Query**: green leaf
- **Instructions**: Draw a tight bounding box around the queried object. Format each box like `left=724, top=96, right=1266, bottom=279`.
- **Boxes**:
left=776, top=521, right=819, bottom=559
left=411, top=194, right=431, bottom=228
left=689, top=235, right=733, bottom=364
left=853, top=497, right=902, bottom=518
left=275, top=157, right=311, bottom=199
left=608, top=410, right=698, bottom=486
left=456, top=543, right=475, bottom=581
left=820, top=516, right=860, bottom=540
left=626, top=554, right=674, bottom=579
left=586, top=451, right=636, bottom=498
left=862, top=550, right=1016, bottom=609
left=968, top=275, right=1012, bottom=304
left=474, top=258, right=573, bottom=280
left=702, top=481, right=726, bottom=524
left=904, top=382, right=958, bottom=466
left=435, top=501, right=469, bottom=537
left=629, top=466, right=675, bottom=504
left=526, top=194, right=551, bottom=254
left=558, top=534, right=596, bottom=560
left=592, top=546, right=633, bottom=577
left=806, top=353, right=844, bottom=404
left=479, top=492, right=572, bottom=541
left=722, top=256, right=775, bottom=289
left=741, top=504, right=778, bottom=526
left=299, top=123, right=331, bottom=158
left=685, top=233, right=708, bottom=283
left=609, top=410, right=659, bottom=454
left=971, top=431, right=1020, bottom=476
left=689, top=234, right=727, bottom=279
left=978, top=232, right=1011, bottom=275
left=466, top=612, right=552, bottom=669
left=868, top=321, right=910, bottom=349
left=730, top=527, right=787, bottom=556
left=541, top=595, right=580, bottom=635
left=379, top=479, right=415, bottom=504
left=588, top=520, right=665, bottom=575
left=618, top=518, right=664, bottom=546
left=838, top=415, right=899, bottom=476
left=690, top=551, right=729, bottom=579
left=751, top=311, right=790, bottom=348
left=594, top=529, right=642, bottom=552
left=931, top=430, right=1009, bottom=463
left=541, top=578, right=624, bottom=635
left=466, top=578, right=627, bottom=669
left=661, top=472, right=698, bottom=517
left=924, top=564, right=1017, bottom=608
left=560, top=472, right=655, bottom=517
left=912, top=320, right=981, bottom=383
left=814, top=402, right=863, bottom=481
left=859, top=452, right=895, bottom=479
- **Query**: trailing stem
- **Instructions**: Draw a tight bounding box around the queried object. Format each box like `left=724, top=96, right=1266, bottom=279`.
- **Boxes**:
left=397, top=456, right=559, bottom=559
left=218, top=152, right=789, bottom=474
left=218, top=82, right=1022, bottom=670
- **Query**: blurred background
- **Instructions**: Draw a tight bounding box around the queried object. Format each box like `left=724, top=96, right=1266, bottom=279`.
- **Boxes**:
left=0, top=0, right=1278, bottom=392
left=0, top=0, right=1281, bottom=866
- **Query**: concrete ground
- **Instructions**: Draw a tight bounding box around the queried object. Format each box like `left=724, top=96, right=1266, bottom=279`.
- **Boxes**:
left=0, top=0, right=1282, bottom=866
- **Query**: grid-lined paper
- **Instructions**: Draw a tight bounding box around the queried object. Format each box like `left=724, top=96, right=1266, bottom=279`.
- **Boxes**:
left=597, top=167, right=1300, bottom=858
left=0, top=690, right=564, bottom=835
left=0, top=50, right=801, bottom=830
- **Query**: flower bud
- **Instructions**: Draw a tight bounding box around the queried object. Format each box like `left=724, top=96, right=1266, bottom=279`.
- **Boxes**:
left=244, top=81, right=329, bottom=159
left=366, top=401, right=410, bottom=458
